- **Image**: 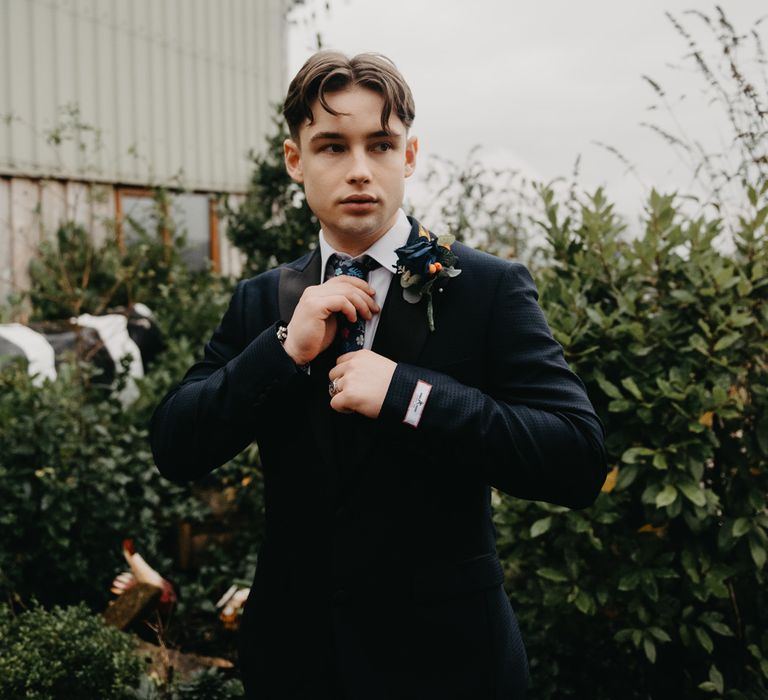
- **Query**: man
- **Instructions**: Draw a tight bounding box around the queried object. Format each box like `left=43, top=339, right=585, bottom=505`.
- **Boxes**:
left=150, top=51, right=607, bottom=699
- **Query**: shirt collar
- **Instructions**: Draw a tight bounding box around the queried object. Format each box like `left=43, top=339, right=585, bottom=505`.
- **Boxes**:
left=319, top=209, right=411, bottom=281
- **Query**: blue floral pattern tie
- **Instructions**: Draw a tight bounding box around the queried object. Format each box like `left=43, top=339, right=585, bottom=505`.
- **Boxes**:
left=329, top=254, right=380, bottom=353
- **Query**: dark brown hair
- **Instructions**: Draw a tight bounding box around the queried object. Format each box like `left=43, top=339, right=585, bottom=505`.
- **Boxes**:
left=283, top=51, right=415, bottom=142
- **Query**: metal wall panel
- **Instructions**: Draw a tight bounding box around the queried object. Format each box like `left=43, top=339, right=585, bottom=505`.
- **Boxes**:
left=0, top=179, right=11, bottom=301
left=0, top=0, right=287, bottom=193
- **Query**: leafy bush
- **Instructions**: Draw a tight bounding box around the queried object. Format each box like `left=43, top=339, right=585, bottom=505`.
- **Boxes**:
left=23, top=196, right=234, bottom=429
left=0, top=602, right=144, bottom=699
left=225, top=111, right=316, bottom=278
left=28, top=194, right=177, bottom=321
left=2, top=189, right=245, bottom=653
left=154, top=450, right=264, bottom=659
left=412, top=147, right=541, bottom=262
left=173, top=668, right=244, bottom=699
left=0, top=359, right=185, bottom=608
left=28, top=222, right=125, bottom=318
left=493, top=182, right=768, bottom=699
left=27, top=200, right=232, bottom=336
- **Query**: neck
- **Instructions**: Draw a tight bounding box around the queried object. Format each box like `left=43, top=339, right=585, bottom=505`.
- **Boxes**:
left=323, top=233, right=384, bottom=258
left=321, top=211, right=400, bottom=257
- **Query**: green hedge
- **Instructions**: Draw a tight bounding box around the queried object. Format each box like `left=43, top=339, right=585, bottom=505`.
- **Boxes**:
left=0, top=360, right=182, bottom=608
left=494, top=184, right=768, bottom=698
left=0, top=215, right=241, bottom=613
left=0, top=603, right=143, bottom=699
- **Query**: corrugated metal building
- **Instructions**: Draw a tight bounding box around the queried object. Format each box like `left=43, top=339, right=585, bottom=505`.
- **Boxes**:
left=0, top=0, right=288, bottom=302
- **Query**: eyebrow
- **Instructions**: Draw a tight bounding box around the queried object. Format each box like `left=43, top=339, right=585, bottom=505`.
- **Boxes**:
left=309, top=129, right=403, bottom=143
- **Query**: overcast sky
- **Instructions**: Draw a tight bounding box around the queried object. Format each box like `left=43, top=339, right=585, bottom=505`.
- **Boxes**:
left=287, top=1, right=767, bottom=232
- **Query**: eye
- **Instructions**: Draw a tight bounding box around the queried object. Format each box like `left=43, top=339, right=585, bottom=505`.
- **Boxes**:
left=320, top=143, right=345, bottom=153
left=371, top=142, right=393, bottom=152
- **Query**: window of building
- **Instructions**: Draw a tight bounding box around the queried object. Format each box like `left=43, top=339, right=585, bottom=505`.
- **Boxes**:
left=172, top=193, right=210, bottom=271
left=115, top=188, right=220, bottom=272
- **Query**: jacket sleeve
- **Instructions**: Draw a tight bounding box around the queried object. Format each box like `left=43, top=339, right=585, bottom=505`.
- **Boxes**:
left=379, top=262, right=607, bottom=509
left=149, top=279, right=300, bottom=483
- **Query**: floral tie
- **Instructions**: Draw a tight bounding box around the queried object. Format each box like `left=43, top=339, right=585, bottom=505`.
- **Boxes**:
left=329, top=254, right=380, bottom=353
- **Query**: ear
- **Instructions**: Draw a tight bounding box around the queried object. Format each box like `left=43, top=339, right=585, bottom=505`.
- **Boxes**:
left=283, top=138, right=304, bottom=184
left=404, top=136, right=418, bottom=179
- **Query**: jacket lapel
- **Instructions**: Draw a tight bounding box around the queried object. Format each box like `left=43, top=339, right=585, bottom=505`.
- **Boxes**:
left=278, top=249, right=340, bottom=494
left=370, top=216, right=431, bottom=365
left=278, top=248, right=321, bottom=322
left=345, top=218, right=433, bottom=485
left=370, top=276, right=430, bottom=364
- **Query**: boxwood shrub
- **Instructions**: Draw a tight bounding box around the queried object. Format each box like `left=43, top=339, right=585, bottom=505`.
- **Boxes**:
left=0, top=602, right=144, bottom=699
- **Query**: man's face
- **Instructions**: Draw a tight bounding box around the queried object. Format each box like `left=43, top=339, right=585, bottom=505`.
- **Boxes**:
left=284, top=86, right=418, bottom=252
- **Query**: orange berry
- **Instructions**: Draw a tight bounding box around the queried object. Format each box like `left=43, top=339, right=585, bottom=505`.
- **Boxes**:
left=434, top=262, right=443, bottom=272
left=428, top=263, right=437, bottom=274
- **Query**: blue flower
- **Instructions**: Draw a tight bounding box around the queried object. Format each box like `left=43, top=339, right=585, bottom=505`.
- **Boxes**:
left=394, top=237, right=438, bottom=276
left=393, top=227, right=461, bottom=331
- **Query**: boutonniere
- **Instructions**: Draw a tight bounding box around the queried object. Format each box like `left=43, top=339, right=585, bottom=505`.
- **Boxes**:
left=393, top=225, right=461, bottom=331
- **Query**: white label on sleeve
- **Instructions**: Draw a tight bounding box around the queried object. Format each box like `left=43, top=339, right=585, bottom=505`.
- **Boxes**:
left=403, top=380, right=432, bottom=428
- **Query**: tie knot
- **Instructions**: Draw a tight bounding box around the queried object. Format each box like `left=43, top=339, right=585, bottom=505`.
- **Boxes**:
left=330, top=254, right=380, bottom=281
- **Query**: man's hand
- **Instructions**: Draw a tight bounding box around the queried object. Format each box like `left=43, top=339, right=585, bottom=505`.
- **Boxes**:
left=283, top=277, right=379, bottom=365
left=328, top=350, right=397, bottom=418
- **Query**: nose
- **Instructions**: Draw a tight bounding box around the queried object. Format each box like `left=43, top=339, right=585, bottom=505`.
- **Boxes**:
left=346, top=147, right=371, bottom=184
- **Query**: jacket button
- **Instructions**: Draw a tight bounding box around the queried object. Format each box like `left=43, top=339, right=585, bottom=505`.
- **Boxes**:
left=333, top=588, right=349, bottom=604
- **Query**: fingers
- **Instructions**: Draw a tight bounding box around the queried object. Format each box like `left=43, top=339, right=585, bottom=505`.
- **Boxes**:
left=327, top=351, right=394, bottom=419
left=334, top=297, right=359, bottom=324
left=328, top=370, right=349, bottom=412
left=314, top=285, right=379, bottom=322
left=319, top=294, right=369, bottom=323
left=329, top=350, right=366, bottom=379
left=330, top=392, right=352, bottom=413
left=340, top=288, right=377, bottom=322
left=286, top=276, right=380, bottom=365
left=331, top=353, right=357, bottom=376
left=323, top=277, right=379, bottom=318
left=297, top=277, right=379, bottom=324
left=325, top=275, right=376, bottom=295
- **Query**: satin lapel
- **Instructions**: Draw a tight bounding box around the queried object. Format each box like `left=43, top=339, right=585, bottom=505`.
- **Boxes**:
left=278, top=248, right=321, bottom=322
left=370, top=276, right=430, bottom=365
left=278, top=249, right=339, bottom=495
left=349, top=278, right=430, bottom=484
left=370, top=216, right=431, bottom=365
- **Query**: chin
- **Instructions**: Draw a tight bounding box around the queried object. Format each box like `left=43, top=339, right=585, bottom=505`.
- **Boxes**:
left=338, top=215, right=387, bottom=240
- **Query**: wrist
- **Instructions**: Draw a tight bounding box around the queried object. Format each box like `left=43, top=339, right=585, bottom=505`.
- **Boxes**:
left=277, top=323, right=311, bottom=371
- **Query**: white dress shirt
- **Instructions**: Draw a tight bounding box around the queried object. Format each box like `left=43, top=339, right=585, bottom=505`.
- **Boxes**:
left=318, top=208, right=411, bottom=350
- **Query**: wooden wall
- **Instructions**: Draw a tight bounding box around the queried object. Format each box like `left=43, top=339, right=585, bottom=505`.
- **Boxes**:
left=0, top=176, right=245, bottom=305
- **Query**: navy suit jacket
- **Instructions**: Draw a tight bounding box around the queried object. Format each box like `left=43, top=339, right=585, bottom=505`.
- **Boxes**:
left=150, top=217, right=607, bottom=699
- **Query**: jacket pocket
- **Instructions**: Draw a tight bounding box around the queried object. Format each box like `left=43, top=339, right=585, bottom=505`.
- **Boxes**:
left=411, top=552, right=504, bottom=602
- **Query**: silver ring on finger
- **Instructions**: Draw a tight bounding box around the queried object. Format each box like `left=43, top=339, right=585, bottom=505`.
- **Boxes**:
left=329, top=378, right=341, bottom=398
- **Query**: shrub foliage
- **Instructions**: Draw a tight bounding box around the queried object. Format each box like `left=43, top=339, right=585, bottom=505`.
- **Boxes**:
left=0, top=602, right=143, bottom=699
left=0, top=360, right=181, bottom=608
left=493, top=183, right=768, bottom=699
left=224, top=112, right=316, bottom=278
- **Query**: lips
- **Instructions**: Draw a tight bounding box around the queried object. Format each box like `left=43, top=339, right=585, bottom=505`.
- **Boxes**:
left=340, top=194, right=378, bottom=204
